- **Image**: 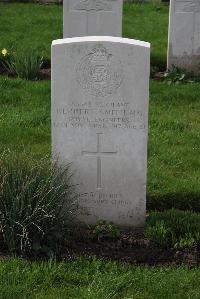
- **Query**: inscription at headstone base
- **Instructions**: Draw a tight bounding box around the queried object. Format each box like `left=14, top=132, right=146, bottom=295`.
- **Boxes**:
left=63, top=0, right=123, bottom=38
left=52, top=36, right=150, bottom=227
left=168, top=0, right=200, bottom=73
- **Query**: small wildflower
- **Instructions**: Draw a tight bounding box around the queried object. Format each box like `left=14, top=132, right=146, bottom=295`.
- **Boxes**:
left=2, top=48, right=8, bottom=56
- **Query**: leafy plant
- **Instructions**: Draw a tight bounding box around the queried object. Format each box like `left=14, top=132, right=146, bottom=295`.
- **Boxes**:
left=174, top=233, right=196, bottom=249
left=4, top=50, right=43, bottom=80
left=146, top=209, right=200, bottom=249
left=93, top=221, right=120, bottom=240
left=164, top=65, right=200, bottom=84
left=0, top=152, right=76, bottom=256
left=145, top=220, right=170, bottom=248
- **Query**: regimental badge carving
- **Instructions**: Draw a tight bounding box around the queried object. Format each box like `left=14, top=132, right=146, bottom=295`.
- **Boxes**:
left=175, top=0, right=200, bottom=13
left=183, top=0, right=200, bottom=13
left=76, top=45, right=123, bottom=97
left=74, top=0, right=113, bottom=11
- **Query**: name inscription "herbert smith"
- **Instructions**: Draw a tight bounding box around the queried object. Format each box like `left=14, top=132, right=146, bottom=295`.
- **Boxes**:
left=53, top=101, right=146, bottom=130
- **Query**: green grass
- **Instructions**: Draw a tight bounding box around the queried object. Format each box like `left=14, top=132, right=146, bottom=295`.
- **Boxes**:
left=0, top=2, right=169, bottom=68
left=0, top=3, right=62, bottom=59
left=148, top=81, right=200, bottom=210
left=0, top=77, right=51, bottom=158
left=146, top=210, right=200, bottom=248
left=123, top=3, right=169, bottom=68
left=0, top=257, right=200, bottom=299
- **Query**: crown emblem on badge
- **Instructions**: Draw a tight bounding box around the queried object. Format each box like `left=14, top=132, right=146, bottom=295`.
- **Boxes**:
left=76, top=44, right=123, bottom=97
left=90, top=45, right=111, bottom=64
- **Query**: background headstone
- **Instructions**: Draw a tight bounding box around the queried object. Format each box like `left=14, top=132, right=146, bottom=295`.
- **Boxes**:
left=63, top=0, right=123, bottom=38
left=168, top=0, right=200, bottom=73
left=52, top=36, right=150, bottom=227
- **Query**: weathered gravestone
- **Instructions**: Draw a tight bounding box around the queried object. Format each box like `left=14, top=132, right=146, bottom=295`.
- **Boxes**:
left=63, top=0, right=123, bottom=38
left=168, top=0, right=200, bottom=73
left=52, top=36, right=150, bottom=227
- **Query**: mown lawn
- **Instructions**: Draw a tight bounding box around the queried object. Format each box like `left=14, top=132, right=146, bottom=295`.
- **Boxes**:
left=1, top=258, right=200, bottom=299
left=123, top=3, right=169, bottom=68
left=0, top=2, right=168, bottom=68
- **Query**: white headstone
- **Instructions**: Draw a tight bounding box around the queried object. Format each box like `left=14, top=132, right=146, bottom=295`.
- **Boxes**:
left=63, top=0, right=123, bottom=38
left=168, top=0, right=200, bottom=73
left=52, top=36, right=150, bottom=227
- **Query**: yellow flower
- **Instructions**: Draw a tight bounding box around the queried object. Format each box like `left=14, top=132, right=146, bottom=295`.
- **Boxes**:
left=2, top=48, right=8, bottom=56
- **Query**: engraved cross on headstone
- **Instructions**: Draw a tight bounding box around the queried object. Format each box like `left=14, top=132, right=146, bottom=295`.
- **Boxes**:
left=82, top=133, right=117, bottom=189
left=175, top=0, right=200, bottom=53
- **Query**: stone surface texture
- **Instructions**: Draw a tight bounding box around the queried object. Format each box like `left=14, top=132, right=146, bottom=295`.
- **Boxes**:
left=168, top=0, right=200, bottom=73
left=52, top=36, right=150, bottom=227
left=63, top=0, right=123, bottom=38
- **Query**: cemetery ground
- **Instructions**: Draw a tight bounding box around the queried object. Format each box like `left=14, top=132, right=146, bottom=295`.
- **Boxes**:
left=0, top=2, right=200, bottom=298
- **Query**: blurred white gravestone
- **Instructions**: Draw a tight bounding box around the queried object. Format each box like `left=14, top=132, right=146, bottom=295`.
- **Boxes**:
left=52, top=36, right=150, bottom=227
left=168, top=0, right=200, bottom=73
left=63, top=0, right=123, bottom=38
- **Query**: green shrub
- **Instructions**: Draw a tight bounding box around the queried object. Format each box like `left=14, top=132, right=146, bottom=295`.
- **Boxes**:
left=4, top=50, right=43, bottom=80
left=146, top=209, right=200, bottom=249
left=0, top=152, right=75, bottom=256
left=164, top=65, right=200, bottom=84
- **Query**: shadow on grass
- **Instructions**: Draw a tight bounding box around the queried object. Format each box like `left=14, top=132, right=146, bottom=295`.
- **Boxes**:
left=147, top=192, right=200, bottom=212
left=151, top=54, right=167, bottom=71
